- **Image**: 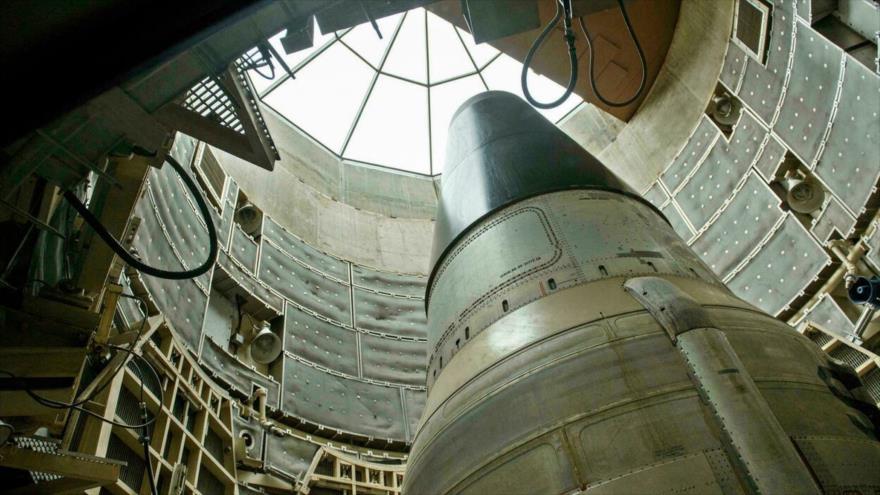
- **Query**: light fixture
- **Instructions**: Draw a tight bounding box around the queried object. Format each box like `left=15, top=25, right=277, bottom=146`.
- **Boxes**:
left=784, top=176, right=825, bottom=214
left=234, top=202, right=262, bottom=236
left=709, top=93, right=741, bottom=127
left=248, top=321, right=282, bottom=364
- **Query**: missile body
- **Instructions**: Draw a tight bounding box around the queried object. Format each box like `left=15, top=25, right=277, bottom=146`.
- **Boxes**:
left=404, top=92, right=880, bottom=494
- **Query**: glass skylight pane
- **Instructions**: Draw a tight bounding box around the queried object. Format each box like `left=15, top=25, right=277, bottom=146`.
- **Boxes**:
left=430, top=76, right=487, bottom=173
left=262, top=42, right=374, bottom=152
left=456, top=27, right=500, bottom=69
left=481, top=53, right=582, bottom=123
left=253, top=6, right=589, bottom=175
left=346, top=76, right=430, bottom=174
left=383, top=10, right=427, bottom=83
left=427, top=11, right=477, bottom=83
left=340, top=13, right=403, bottom=69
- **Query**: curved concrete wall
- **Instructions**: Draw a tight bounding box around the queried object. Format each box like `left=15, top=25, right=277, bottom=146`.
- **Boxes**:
left=212, top=105, right=437, bottom=274
left=128, top=134, right=431, bottom=450
left=562, top=0, right=735, bottom=192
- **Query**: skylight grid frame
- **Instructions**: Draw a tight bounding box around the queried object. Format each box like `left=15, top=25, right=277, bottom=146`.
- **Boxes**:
left=249, top=8, right=582, bottom=177
left=339, top=11, right=408, bottom=157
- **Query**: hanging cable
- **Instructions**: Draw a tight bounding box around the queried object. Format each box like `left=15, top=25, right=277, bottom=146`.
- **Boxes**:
left=0, top=296, right=149, bottom=412
left=62, top=152, right=218, bottom=280
left=131, top=359, right=159, bottom=495
left=240, top=45, right=276, bottom=80
left=579, top=0, right=647, bottom=108
left=0, top=340, right=162, bottom=430
left=0, top=369, right=157, bottom=429
left=0, top=298, right=163, bottom=432
left=521, top=0, right=579, bottom=109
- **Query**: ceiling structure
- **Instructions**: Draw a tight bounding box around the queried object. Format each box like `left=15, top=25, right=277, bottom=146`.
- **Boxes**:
left=427, top=0, right=681, bottom=122
left=250, top=8, right=583, bottom=175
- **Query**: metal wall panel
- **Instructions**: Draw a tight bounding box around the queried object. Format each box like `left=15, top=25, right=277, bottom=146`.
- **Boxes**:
left=753, top=134, right=787, bottom=181
left=720, top=40, right=748, bottom=92
left=659, top=116, right=720, bottom=192
left=360, top=332, right=427, bottom=386
left=675, top=112, right=766, bottom=230
left=281, top=356, right=407, bottom=441
left=200, top=337, right=280, bottom=408
left=203, top=288, right=236, bottom=348
left=132, top=195, right=207, bottom=352
left=814, top=58, right=880, bottom=214
left=759, top=384, right=875, bottom=439
left=803, top=294, right=856, bottom=336
left=213, top=179, right=238, bottom=252
left=660, top=202, right=693, bottom=241
left=352, top=264, right=427, bottom=298
left=262, top=217, right=349, bottom=282
left=264, top=432, right=320, bottom=482
left=727, top=214, right=830, bottom=315
left=691, top=172, right=783, bottom=278
left=354, top=287, right=428, bottom=340
left=259, top=240, right=352, bottom=325
left=738, top=4, right=795, bottom=125
left=146, top=161, right=212, bottom=291
left=774, top=24, right=844, bottom=164
left=170, top=133, right=198, bottom=168
left=284, top=305, right=358, bottom=376
left=800, top=293, right=857, bottom=337
left=215, top=251, right=284, bottom=315
left=230, top=225, right=259, bottom=273
left=642, top=181, right=669, bottom=208
left=811, top=196, right=857, bottom=243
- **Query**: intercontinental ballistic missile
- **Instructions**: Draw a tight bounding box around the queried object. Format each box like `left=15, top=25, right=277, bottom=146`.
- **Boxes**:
left=403, top=91, right=880, bottom=494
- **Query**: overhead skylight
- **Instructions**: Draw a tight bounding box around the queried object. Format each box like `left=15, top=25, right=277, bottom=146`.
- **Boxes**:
left=248, top=8, right=582, bottom=176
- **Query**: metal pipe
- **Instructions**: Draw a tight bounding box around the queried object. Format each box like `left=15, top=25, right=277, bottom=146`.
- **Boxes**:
left=252, top=387, right=268, bottom=425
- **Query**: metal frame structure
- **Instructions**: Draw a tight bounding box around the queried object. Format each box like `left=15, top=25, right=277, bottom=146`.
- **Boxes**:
left=252, top=8, right=584, bottom=176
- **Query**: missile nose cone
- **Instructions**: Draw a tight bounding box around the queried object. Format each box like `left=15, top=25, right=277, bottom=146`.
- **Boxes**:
left=430, top=91, right=635, bottom=290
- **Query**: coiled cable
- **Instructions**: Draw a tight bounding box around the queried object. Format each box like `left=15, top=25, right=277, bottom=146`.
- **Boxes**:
left=579, top=0, right=647, bottom=108
left=521, top=0, right=578, bottom=109
left=63, top=152, right=218, bottom=280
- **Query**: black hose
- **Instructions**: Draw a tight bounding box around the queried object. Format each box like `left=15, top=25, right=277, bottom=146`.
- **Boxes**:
left=0, top=308, right=164, bottom=432
left=0, top=300, right=148, bottom=411
left=521, top=0, right=579, bottom=109
left=579, top=0, right=647, bottom=108
left=63, top=153, right=218, bottom=280
left=0, top=369, right=157, bottom=429
left=131, top=359, right=159, bottom=495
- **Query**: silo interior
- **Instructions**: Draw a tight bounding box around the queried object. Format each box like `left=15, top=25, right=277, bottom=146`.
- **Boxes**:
left=0, top=0, right=878, bottom=493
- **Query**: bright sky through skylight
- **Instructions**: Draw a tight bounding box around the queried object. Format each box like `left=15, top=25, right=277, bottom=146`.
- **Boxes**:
left=249, top=8, right=582, bottom=176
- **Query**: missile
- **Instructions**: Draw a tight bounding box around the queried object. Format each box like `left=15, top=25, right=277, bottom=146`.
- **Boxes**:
left=403, top=91, right=880, bottom=494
